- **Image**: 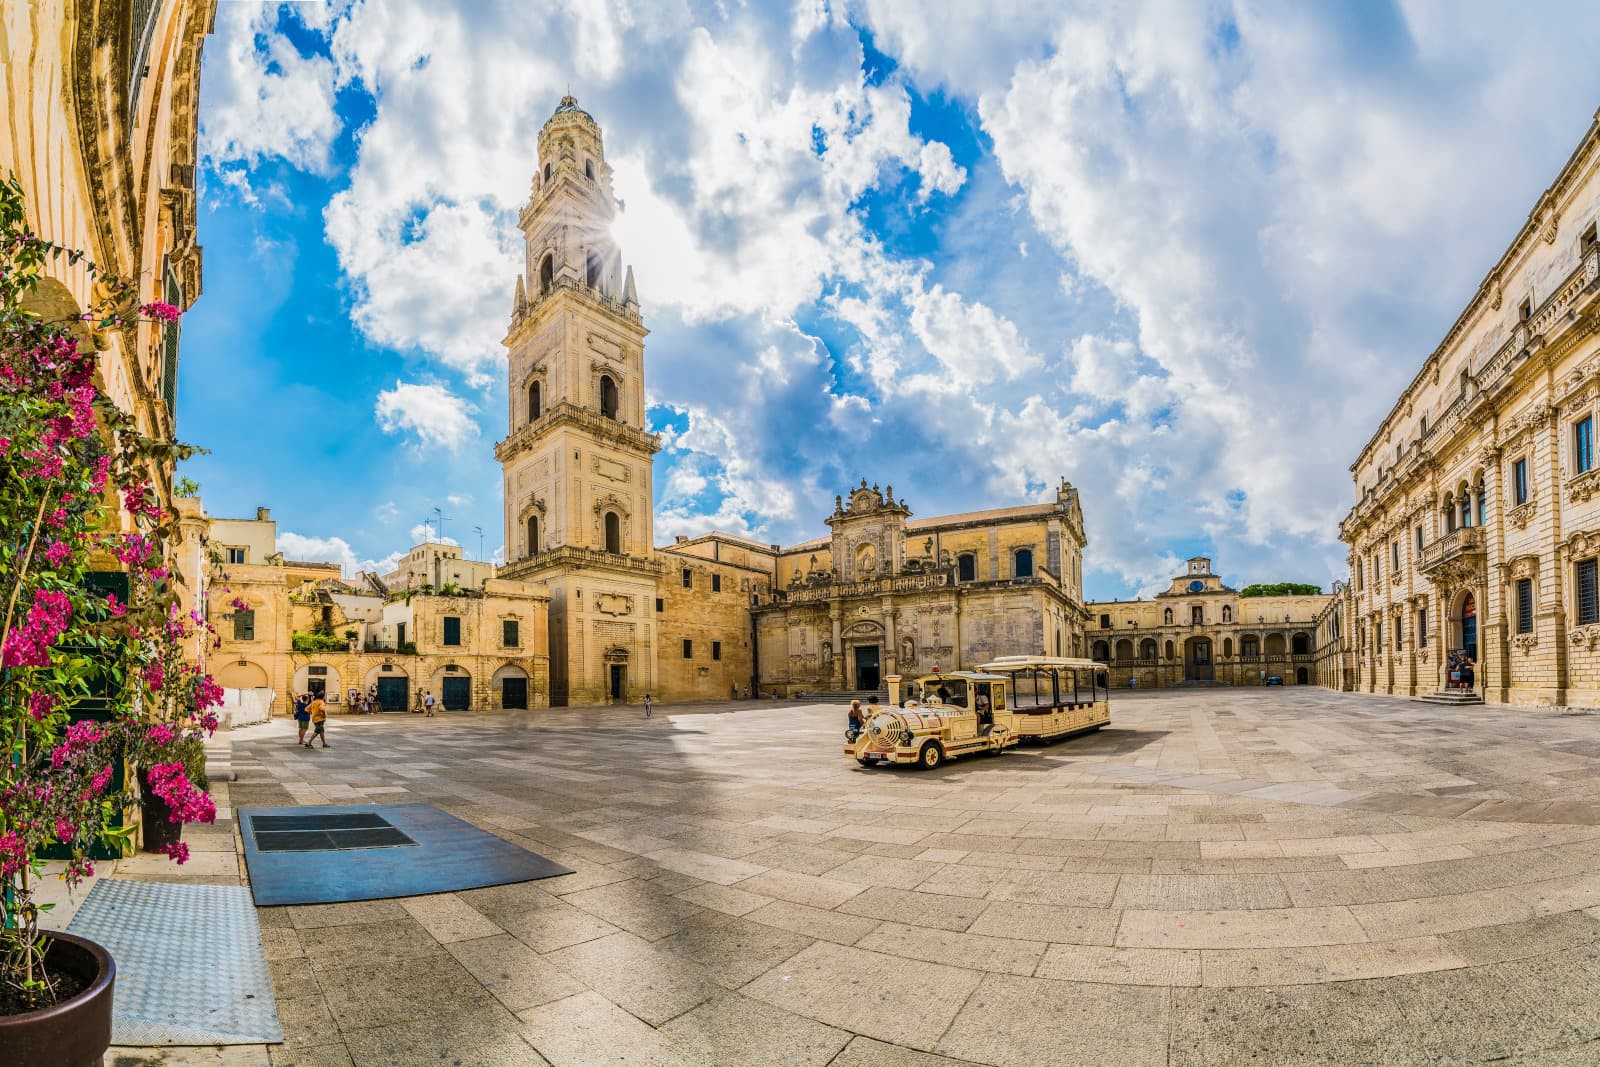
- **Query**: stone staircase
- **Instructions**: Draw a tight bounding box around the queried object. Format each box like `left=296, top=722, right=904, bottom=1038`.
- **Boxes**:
left=1417, top=689, right=1484, bottom=707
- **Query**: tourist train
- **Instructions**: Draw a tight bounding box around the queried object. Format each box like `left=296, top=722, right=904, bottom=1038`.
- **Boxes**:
left=845, top=656, right=1110, bottom=768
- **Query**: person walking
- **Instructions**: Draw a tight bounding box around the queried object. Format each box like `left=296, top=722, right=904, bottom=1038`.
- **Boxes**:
left=423, top=690, right=436, bottom=717
left=643, top=693, right=653, bottom=719
left=304, top=693, right=329, bottom=749
left=293, top=692, right=311, bottom=746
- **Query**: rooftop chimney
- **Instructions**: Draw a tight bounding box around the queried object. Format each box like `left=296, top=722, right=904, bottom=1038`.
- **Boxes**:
left=256, top=507, right=271, bottom=521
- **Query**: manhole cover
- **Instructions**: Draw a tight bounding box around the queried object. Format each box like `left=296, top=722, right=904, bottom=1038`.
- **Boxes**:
left=250, top=812, right=416, bottom=853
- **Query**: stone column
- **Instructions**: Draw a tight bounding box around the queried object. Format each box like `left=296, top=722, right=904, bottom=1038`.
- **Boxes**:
left=883, top=600, right=898, bottom=678
left=1541, top=393, right=1569, bottom=704
left=829, top=604, right=844, bottom=690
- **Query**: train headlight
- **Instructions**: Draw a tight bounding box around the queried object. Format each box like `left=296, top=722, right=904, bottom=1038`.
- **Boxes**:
left=899, top=730, right=914, bottom=746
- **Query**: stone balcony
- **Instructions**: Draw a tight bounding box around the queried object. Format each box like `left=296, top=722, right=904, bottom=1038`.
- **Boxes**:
left=1419, top=526, right=1486, bottom=576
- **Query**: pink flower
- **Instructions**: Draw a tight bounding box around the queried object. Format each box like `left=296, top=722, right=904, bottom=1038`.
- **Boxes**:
left=147, top=723, right=175, bottom=745
left=229, top=596, right=249, bottom=612
left=1, top=588, right=72, bottom=667
left=140, top=302, right=181, bottom=323
left=144, top=662, right=166, bottom=691
left=105, top=592, right=127, bottom=617
left=146, top=762, right=216, bottom=825
left=65, top=720, right=103, bottom=748
left=0, top=831, right=24, bottom=878
left=27, top=691, right=57, bottom=721
left=91, top=765, right=113, bottom=794
left=196, top=676, right=225, bottom=712
left=199, top=711, right=220, bottom=735
left=42, top=540, right=71, bottom=568
left=54, top=819, right=76, bottom=842
left=158, top=841, right=190, bottom=864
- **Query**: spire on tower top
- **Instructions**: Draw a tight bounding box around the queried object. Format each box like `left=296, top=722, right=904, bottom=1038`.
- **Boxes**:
left=623, top=265, right=637, bottom=306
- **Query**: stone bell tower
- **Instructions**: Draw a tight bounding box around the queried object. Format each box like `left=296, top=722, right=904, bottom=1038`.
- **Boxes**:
left=496, top=96, right=662, bottom=706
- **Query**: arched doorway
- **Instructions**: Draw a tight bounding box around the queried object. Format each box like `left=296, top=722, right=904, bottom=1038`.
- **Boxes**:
left=364, top=664, right=410, bottom=712
left=293, top=663, right=342, bottom=704
left=1184, top=637, right=1213, bottom=681
left=494, top=664, right=529, bottom=709
left=1458, top=591, right=1478, bottom=668
left=1295, top=666, right=1309, bottom=685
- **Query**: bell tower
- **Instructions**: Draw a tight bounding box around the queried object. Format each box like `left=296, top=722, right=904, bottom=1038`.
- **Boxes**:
left=497, top=96, right=662, bottom=706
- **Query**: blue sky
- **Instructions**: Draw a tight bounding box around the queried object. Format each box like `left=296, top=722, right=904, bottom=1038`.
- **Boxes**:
left=182, top=0, right=1600, bottom=598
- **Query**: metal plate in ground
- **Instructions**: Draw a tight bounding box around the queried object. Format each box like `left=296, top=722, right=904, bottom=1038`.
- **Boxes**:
left=237, top=802, right=575, bottom=906
left=250, top=811, right=417, bottom=853
left=66, top=880, right=282, bottom=1046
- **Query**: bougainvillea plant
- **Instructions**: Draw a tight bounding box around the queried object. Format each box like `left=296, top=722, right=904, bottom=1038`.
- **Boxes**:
left=0, top=173, right=219, bottom=1011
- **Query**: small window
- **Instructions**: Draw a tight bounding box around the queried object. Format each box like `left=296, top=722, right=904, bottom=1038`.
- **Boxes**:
left=539, top=253, right=554, bottom=295
left=528, top=380, right=541, bottom=422
left=1577, top=417, right=1595, bottom=475
left=1013, top=549, right=1034, bottom=578
left=586, top=251, right=602, bottom=289
left=957, top=554, right=976, bottom=582
left=1516, top=578, right=1534, bottom=635
left=1393, top=618, right=1402, bottom=652
left=1513, top=458, right=1529, bottom=506
left=1416, top=525, right=1424, bottom=553
left=1519, top=297, right=1532, bottom=322
left=655, top=597, right=664, bottom=612
left=599, top=374, right=618, bottom=419
left=503, top=619, right=519, bottom=647
left=225, top=547, right=246, bottom=564
left=527, top=515, right=540, bottom=557
left=682, top=568, right=692, bottom=589
left=1582, top=222, right=1598, bottom=254
left=1418, top=608, right=1428, bottom=645
left=712, top=573, right=722, bottom=593
left=543, top=163, right=551, bottom=182
left=1375, top=621, right=1383, bottom=652
left=443, top=616, right=462, bottom=646
left=1099, top=614, right=1111, bottom=628
left=712, top=641, right=722, bottom=661
left=1373, top=554, right=1380, bottom=583
left=233, top=609, right=255, bottom=641
left=1356, top=561, right=1364, bottom=589
left=1392, top=542, right=1400, bottom=570
left=1581, top=558, right=1600, bottom=626
left=682, top=639, right=693, bottom=659
left=585, top=158, right=595, bottom=180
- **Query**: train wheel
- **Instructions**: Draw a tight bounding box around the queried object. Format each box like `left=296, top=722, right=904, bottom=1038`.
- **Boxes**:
left=917, top=742, right=943, bottom=770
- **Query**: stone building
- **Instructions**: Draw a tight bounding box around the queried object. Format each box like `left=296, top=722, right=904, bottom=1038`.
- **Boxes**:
left=186, top=501, right=551, bottom=715
left=1341, top=108, right=1600, bottom=706
left=378, top=542, right=496, bottom=593
left=1, top=0, right=213, bottom=511
left=1086, top=558, right=1332, bottom=688
left=493, top=98, right=1092, bottom=705
left=752, top=481, right=1090, bottom=696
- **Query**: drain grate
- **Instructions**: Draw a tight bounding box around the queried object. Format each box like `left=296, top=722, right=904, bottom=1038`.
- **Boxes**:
left=251, top=812, right=416, bottom=853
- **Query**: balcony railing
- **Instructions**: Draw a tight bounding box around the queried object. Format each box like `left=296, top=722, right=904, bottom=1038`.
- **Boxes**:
left=1418, top=526, right=1486, bottom=575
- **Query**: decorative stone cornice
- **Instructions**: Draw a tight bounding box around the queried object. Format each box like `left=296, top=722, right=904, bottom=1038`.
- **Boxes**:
left=1507, top=499, right=1538, bottom=529
left=494, top=402, right=661, bottom=463
left=1569, top=625, right=1600, bottom=651
left=1513, top=633, right=1539, bottom=653
left=1567, top=468, right=1600, bottom=504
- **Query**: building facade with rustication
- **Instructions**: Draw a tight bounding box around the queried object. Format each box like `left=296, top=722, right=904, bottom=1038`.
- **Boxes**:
left=1086, top=557, right=1333, bottom=689
left=1341, top=108, right=1600, bottom=706
left=494, top=98, right=1092, bottom=705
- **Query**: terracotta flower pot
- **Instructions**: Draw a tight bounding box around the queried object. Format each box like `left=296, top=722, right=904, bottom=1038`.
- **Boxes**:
left=0, top=931, right=116, bottom=1067
left=138, top=768, right=182, bottom=854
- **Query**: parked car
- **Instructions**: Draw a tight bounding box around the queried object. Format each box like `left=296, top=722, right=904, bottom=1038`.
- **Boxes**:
left=1266, top=675, right=1284, bottom=686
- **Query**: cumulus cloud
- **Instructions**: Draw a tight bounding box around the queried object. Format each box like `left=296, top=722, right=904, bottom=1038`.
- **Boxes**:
left=374, top=381, right=479, bottom=451
left=202, top=1, right=1600, bottom=595
left=199, top=4, right=342, bottom=189
left=276, top=532, right=402, bottom=579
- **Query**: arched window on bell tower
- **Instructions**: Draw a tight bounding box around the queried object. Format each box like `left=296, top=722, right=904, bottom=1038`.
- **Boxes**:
left=604, top=512, right=622, bottom=554
left=528, top=380, right=541, bottom=423
left=599, top=374, right=618, bottom=420
left=586, top=252, right=602, bottom=291
left=526, top=515, right=539, bottom=558
left=538, top=253, right=554, bottom=295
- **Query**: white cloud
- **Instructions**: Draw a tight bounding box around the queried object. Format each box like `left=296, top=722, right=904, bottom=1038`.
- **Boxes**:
left=374, top=381, right=479, bottom=451
left=200, top=4, right=342, bottom=187
left=276, top=532, right=403, bottom=579
left=407, top=522, right=459, bottom=547
left=916, top=141, right=966, bottom=200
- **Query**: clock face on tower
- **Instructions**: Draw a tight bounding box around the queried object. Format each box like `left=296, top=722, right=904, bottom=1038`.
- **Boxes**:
left=1188, top=580, right=1205, bottom=592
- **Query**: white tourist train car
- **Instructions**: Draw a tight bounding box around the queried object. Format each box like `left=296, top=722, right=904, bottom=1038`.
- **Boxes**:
left=976, top=656, right=1112, bottom=743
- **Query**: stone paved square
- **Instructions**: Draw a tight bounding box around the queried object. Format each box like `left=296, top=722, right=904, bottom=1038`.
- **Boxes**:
left=188, top=688, right=1600, bottom=1064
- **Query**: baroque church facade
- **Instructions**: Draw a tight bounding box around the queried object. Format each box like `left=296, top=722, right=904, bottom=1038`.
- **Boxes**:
left=495, top=99, right=1092, bottom=704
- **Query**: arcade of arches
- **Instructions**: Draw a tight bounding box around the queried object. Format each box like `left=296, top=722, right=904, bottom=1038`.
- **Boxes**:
left=1087, top=557, right=1331, bottom=689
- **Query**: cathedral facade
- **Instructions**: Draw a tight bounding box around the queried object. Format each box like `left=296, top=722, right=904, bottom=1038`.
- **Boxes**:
left=495, top=99, right=1092, bottom=705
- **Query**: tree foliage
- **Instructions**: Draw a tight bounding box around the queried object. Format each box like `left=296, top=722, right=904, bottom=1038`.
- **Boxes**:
left=1239, top=582, right=1323, bottom=598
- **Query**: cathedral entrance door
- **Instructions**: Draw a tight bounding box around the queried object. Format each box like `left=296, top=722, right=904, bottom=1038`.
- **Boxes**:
left=609, top=664, right=626, bottom=703
left=855, top=645, right=881, bottom=691
left=1185, top=638, right=1213, bottom=682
